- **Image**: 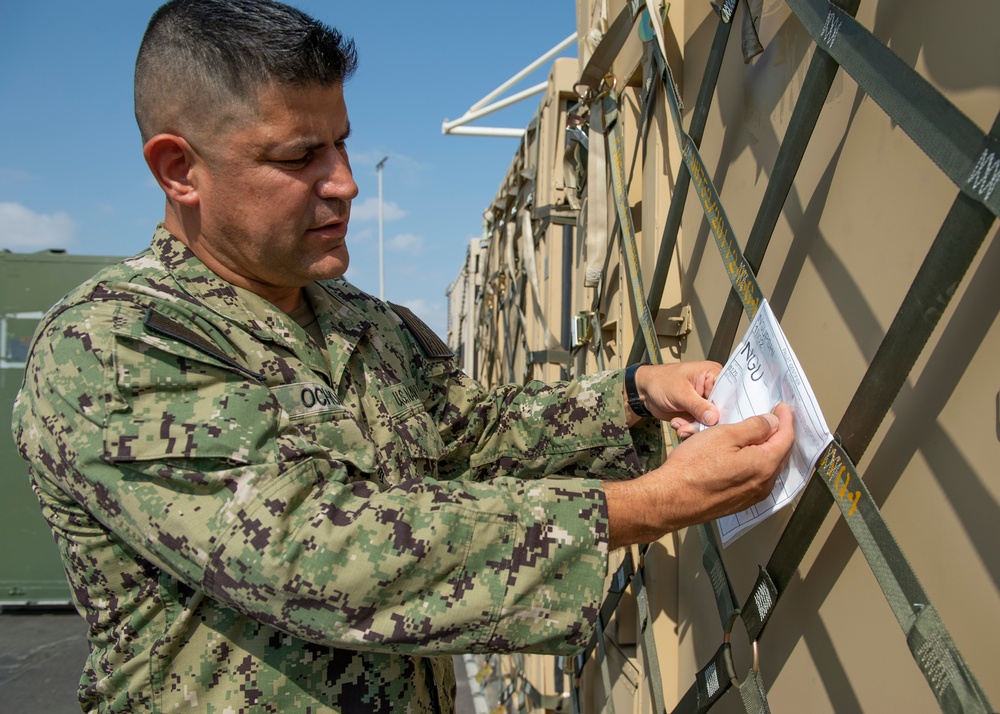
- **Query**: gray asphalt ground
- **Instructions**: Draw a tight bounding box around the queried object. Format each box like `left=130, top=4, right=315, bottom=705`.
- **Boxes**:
left=0, top=608, right=89, bottom=714
left=0, top=609, right=476, bottom=713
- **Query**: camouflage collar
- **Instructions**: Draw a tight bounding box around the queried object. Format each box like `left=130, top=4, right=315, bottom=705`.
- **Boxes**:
left=149, top=225, right=291, bottom=339
left=148, top=225, right=373, bottom=384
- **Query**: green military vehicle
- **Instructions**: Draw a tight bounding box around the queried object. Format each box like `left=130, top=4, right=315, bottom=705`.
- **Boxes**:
left=1, top=250, right=120, bottom=606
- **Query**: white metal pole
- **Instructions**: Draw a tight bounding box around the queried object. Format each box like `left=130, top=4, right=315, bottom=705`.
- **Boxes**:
left=376, top=156, right=388, bottom=301
left=444, top=126, right=526, bottom=138
left=468, top=32, right=576, bottom=113
left=441, top=82, right=547, bottom=135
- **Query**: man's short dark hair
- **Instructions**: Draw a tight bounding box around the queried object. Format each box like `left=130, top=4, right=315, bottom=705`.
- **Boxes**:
left=135, top=0, right=358, bottom=142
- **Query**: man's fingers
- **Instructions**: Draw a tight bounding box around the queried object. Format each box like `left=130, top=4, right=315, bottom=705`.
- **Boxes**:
left=669, top=417, right=700, bottom=439
left=669, top=392, right=718, bottom=428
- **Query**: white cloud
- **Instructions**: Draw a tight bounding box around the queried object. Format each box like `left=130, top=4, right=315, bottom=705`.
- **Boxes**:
left=389, top=232, right=424, bottom=252
left=0, top=168, right=33, bottom=185
left=0, top=202, right=75, bottom=251
left=351, top=196, right=407, bottom=222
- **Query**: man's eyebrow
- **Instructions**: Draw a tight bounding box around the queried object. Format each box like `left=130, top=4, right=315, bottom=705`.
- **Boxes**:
left=264, top=127, right=349, bottom=155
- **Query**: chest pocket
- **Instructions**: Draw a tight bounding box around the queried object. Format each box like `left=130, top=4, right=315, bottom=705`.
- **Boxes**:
left=270, top=381, right=377, bottom=476
left=373, top=379, right=443, bottom=484
left=105, top=332, right=276, bottom=466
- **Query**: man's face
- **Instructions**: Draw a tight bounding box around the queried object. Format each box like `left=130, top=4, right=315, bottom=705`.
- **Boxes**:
left=187, top=82, right=359, bottom=296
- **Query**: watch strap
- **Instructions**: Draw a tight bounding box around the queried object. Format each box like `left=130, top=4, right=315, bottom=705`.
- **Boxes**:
left=625, top=363, right=654, bottom=418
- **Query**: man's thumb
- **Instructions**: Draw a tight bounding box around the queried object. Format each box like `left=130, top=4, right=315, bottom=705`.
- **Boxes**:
left=738, top=412, right=779, bottom=444
left=698, top=401, right=719, bottom=426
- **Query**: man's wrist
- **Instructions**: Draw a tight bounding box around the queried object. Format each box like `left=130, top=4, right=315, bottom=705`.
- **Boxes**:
left=624, top=364, right=653, bottom=418
left=604, top=472, right=669, bottom=550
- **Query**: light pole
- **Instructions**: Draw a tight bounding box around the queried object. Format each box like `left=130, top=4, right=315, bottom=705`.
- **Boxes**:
left=376, top=156, right=389, bottom=301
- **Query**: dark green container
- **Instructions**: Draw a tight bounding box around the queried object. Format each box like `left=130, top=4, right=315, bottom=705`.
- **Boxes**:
left=1, top=250, right=120, bottom=606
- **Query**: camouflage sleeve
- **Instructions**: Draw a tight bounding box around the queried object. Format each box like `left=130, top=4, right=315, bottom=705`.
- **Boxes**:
left=421, top=360, right=664, bottom=483
left=13, top=302, right=608, bottom=656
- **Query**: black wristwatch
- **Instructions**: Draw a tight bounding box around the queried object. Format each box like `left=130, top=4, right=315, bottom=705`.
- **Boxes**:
left=624, top=363, right=654, bottom=418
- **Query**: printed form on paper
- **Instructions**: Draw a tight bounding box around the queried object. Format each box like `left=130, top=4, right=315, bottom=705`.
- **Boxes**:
left=703, top=300, right=834, bottom=545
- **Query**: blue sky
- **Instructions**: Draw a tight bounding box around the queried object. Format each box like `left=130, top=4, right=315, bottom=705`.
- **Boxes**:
left=0, top=1, right=578, bottom=336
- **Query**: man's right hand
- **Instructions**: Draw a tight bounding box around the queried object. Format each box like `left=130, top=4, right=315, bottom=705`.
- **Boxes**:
left=605, top=403, right=795, bottom=549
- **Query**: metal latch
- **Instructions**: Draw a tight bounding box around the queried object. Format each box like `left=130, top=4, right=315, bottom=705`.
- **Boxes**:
left=572, top=312, right=595, bottom=346
left=655, top=304, right=692, bottom=337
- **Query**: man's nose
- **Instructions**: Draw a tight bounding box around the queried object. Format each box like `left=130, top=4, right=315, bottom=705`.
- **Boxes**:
left=316, top=151, right=359, bottom=201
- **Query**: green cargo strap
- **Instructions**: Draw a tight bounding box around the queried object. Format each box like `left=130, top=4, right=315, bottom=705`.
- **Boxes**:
left=638, top=9, right=777, bottom=711
left=595, top=618, right=617, bottom=714
left=626, top=12, right=734, bottom=363
left=816, top=441, right=994, bottom=713
left=697, top=523, right=741, bottom=630
left=785, top=0, right=1000, bottom=219
left=831, top=106, right=1000, bottom=457
left=739, top=0, right=764, bottom=62
left=523, top=689, right=568, bottom=712
left=597, top=43, right=683, bottom=714
left=521, top=675, right=570, bottom=712
left=645, top=42, right=766, bottom=319
left=640, top=0, right=748, bottom=660
left=740, top=567, right=778, bottom=645
left=710, top=0, right=737, bottom=24
left=737, top=667, right=771, bottom=714
left=669, top=643, right=738, bottom=714
left=703, top=0, right=857, bottom=650
left=583, top=0, right=665, bottom=378
left=528, top=350, right=573, bottom=366
left=631, top=14, right=748, bottom=697
left=633, top=562, right=668, bottom=714
left=601, top=90, right=663, bottom=365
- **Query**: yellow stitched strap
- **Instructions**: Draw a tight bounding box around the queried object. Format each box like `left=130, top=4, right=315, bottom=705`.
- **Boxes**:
left=601, top=92, right=662, bottom=365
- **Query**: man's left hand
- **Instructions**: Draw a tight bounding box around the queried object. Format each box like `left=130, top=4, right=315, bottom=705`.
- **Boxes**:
left=625, top=361, right=722, bottom=436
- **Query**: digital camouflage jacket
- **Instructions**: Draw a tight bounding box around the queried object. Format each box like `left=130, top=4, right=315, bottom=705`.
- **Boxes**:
left=12, top=226, right=662, bottom=713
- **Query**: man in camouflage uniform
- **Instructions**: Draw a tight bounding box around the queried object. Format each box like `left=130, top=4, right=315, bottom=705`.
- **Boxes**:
left=12, top=1, right=794, bottom=711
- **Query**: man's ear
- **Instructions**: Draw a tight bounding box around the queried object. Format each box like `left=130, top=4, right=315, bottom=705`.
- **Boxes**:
left=143, top=134, right=202, bottom=207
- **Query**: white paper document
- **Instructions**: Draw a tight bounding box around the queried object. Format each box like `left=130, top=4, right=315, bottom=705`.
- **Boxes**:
left=705, top=300, right=833, bottom=545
